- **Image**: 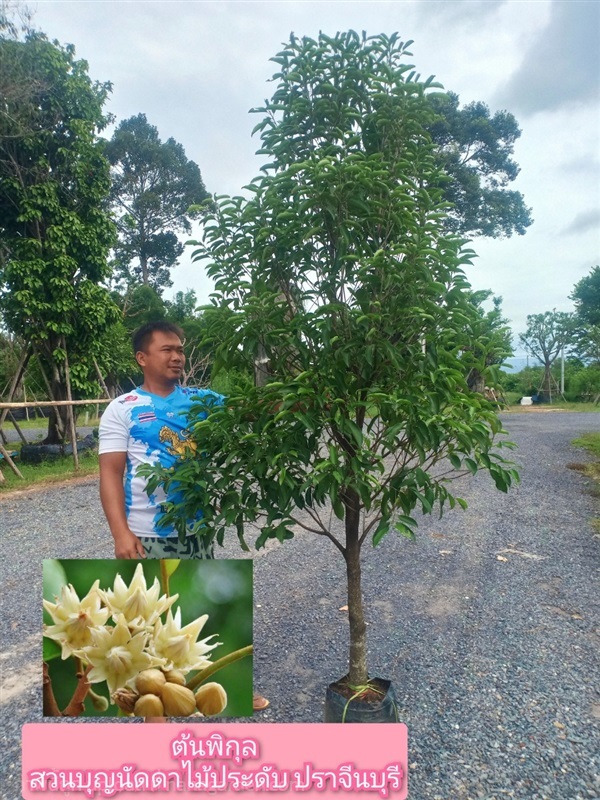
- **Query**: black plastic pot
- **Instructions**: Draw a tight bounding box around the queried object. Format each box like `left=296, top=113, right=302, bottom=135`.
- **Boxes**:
left=324, top=677, right=398, bottom=723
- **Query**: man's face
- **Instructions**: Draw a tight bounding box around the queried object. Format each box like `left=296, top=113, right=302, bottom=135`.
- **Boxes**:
left=136, top=331, right=185, bottom=384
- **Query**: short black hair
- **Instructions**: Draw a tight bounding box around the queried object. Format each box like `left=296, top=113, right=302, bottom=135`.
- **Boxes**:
left=132, top=321, right=184, bottom=354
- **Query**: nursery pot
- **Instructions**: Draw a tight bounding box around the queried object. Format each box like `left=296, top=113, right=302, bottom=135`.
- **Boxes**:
left=324, top=677, right=398, bottom=723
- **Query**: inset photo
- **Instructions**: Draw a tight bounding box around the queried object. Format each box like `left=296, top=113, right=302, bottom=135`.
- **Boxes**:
left=43, top=559, right=253, bottom=718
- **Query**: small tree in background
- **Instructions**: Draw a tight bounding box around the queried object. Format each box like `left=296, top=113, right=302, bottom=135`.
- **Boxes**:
left=148, top=32, right=518, bottom=691
left=519, top=311, right=576, bottom=402
left=570, top=266, right=600, bottom=370
left=462, top=290, right=513, bottom=395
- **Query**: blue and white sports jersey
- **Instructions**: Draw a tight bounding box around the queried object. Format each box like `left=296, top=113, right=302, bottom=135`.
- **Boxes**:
left=99, top=385, right=224, bottom=538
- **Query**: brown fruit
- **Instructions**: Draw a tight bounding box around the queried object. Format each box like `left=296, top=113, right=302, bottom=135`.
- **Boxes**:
left=134, top=693, right=165, bottom=717
left=135, top=669, right=167, bottom=696
left=161, top=683, right=197, bottom=716
left=195, top=682, right=228, bottom=716
left=163, top=669, right=186, bottom=686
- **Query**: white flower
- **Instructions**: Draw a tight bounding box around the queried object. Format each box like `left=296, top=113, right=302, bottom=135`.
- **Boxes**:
left=44, top=580, right=109, bottom=659
left=150, top=608, right=220, bottom=673
left=98, top=563, right=178, bottom=629
left=76, top=615, right=165, bottom=694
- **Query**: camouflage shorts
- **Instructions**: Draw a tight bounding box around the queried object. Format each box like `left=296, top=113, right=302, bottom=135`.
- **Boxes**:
left=138, top=532, right=214, bottom=559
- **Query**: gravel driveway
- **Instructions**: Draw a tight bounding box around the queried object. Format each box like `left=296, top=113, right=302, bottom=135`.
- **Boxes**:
left=1, top=411, right=599, bottom=800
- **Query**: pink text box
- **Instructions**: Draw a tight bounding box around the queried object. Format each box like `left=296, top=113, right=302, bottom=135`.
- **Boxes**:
left=22, top=722, right=408, bottom=799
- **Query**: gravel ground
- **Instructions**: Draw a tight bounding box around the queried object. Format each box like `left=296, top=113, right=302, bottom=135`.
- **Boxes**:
left=1, top=411, right=599, bottom=800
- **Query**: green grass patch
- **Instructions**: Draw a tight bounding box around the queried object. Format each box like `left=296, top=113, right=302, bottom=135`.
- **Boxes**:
left=2, top=415, right=101, bottom=432
left=573, top=432, right=600, bottom=460
left=572, top=432, right=600, bottom=532
left=0, top=450, right=99, bottom=492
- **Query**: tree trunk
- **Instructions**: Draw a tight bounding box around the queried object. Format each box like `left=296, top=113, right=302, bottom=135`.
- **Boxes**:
left=467, top=368, right=485, bottom=394
left=43, top=357, right=69, bottom=445
left=344, top=488, right=368, bottom=685
left=254, top=341, right=270, bottom=388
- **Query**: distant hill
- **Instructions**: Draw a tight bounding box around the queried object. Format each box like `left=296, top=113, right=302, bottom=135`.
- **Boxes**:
left=502, top=357, right=543, bottom=373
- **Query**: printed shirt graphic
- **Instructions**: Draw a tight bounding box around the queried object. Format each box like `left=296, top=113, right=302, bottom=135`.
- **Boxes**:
left=99, top=385, right=224, bottom=538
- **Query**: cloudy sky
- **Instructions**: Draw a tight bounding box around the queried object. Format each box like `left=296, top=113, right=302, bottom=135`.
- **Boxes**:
left=33, top=0, right=600, bottom=354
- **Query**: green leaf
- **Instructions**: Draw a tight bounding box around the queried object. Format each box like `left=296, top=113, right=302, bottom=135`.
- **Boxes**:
left=43, top=559, right=68, bottom=625
left=43, top=636, right=62, bottom=662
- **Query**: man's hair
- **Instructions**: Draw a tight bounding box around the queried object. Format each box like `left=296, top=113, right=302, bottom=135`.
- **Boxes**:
left=132, top=321, right=184, bottom=354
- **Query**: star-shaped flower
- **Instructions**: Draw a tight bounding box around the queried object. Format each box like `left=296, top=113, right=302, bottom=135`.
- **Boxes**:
left=149, top=608, right=220, bottom=673
left=44, top=581, right=109, bottom=659
left=75, top=615, right=165, bottom=694
left=98, top=563, right=178, bottom=629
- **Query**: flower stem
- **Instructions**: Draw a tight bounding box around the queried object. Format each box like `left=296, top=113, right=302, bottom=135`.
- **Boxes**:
left=186, top=644, right=253, bottom=691
left=42, top=662, right=61, bottom=716
left=160, top=560, right=170, bottom=597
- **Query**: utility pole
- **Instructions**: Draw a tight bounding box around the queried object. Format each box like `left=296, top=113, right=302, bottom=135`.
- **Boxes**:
left=560, top=348, right=565, bottom=395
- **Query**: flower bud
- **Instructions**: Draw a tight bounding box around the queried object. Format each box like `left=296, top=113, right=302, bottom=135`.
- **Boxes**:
left=112, top=688, right=140, bottom=714
left=195, top=682, right=228, bottom=716
left=135, top=669, right=166, bottom=696
left=161, top=683, right=196, bottom=716
left=90, top=693, right=109, bottom=712
left=134, top=693, right=165, bottom=717
left=163, top=669, right=186, bottom=686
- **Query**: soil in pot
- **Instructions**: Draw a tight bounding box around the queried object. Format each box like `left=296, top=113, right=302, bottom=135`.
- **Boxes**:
left=324, top=676, right=399, bottom=723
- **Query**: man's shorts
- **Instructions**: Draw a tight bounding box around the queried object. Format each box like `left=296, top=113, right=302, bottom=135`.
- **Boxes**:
left=138, top=532, right=214, bottom=559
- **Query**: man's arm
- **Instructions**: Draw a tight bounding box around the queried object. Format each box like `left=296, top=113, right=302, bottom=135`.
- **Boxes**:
left=99, top=452, right=145, bottom=559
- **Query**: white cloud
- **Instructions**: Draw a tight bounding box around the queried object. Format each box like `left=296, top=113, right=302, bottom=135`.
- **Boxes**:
left=30, top=0, right=600, bottom=341
left=495, top=0, right=600, bottom=116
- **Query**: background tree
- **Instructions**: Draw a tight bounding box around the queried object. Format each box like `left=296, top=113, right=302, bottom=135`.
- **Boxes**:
left=0, top=24, right=118, bottom=442
left=106, top=114, right=209, bottom=293
left=462, top=290, right=513, bottom=394
left=519, top=311, right=576, bottom=402
left=571, top=266, right=600, bottom=328
left=570, top=265, right=600, bottom=366
left=147, top=31, right=518, bottom=691
left=426, top=91, right=533, bottom=238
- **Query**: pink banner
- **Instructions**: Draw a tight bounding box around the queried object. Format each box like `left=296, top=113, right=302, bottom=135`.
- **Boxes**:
left=22, top=722, right=408, bottom=799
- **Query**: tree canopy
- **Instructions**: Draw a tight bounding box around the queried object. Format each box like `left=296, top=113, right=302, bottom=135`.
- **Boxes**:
left=571, top=265, right=600, bottom=328
left=0, top=26, right=118, bottom=440
left=105, top=114, right=209, bottom=293
left=462, top=291, right=513, bottom=393
left=146, top=30, right=518, bottom=686
left=426, top=92, right=533, bottom=238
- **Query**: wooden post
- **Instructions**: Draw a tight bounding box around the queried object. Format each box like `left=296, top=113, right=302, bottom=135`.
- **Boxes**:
left=0, top=344, right=32, bottom=430
left=8, top=412, right=27, bottom=445
left=0, top=441, right=24, bottom=479
left=93, top=356, right=112, bottom=399
left=62, top=338, right=79, bottom=470
left=0, top=344, right=31, bottom=444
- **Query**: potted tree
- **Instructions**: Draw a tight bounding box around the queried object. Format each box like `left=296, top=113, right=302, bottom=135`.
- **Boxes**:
left=147, top=31, right=518, bottom=722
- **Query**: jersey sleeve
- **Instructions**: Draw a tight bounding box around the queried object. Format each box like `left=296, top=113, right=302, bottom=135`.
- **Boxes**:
left=98, top=400, right=130, bottom=454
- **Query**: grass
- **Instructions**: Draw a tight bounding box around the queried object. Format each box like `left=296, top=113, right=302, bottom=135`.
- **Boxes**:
left=0, top=450, right=99, bottom=492
left=2, top=415, right=101, bottom=431
left=571, top=432, right=600, bottom=532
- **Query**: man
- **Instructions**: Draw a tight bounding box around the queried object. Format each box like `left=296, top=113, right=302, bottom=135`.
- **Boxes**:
left=99, top=320, right=269, bottom=711
left=99, top=320, right=221, bottom=559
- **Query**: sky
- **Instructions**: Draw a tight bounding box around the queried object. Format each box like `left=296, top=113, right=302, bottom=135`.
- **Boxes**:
left=31, top=0, right=600, bottom=356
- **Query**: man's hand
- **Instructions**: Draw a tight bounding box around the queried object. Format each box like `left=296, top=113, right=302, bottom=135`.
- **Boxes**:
left=114, top=529, right=146, bottom=559
left=100, top=452, right=146, bottom=558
